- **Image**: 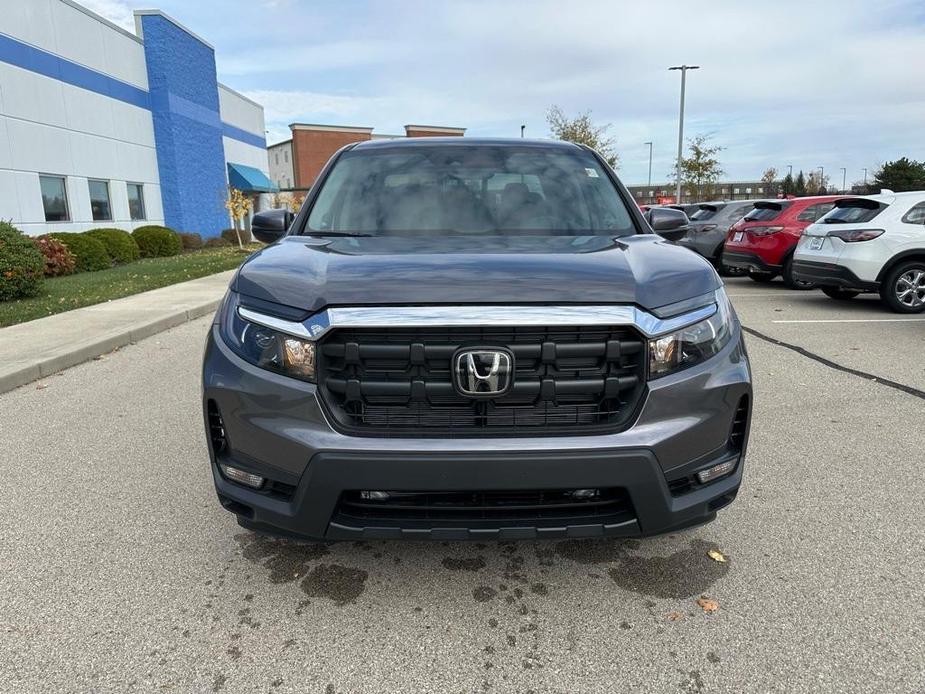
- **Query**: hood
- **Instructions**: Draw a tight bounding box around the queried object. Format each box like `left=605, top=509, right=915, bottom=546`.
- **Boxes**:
left=233, top=234, right=719, bottom=314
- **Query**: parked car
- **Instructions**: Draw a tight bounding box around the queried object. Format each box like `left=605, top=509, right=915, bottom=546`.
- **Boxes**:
left=721, top=195, right=843, bottom=288
left=678, top=200, right=763, bottom=274
left=793, top=191, right=925, bottom=312
left=202, top=138, right=752, bottom=541
left=667, top=203, right=709, bottom=217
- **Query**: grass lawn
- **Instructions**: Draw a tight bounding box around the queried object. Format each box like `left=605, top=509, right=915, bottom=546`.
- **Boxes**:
left=0, top=245, right=261, bottom=328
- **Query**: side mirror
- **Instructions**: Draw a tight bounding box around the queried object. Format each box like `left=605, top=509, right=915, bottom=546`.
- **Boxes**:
left=645, top=207, right=690, bottom=242
left=251, top=209, right=294, bottom=244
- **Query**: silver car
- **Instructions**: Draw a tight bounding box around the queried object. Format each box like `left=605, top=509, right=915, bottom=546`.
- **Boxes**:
left=678, top=201, right=764, bottom=274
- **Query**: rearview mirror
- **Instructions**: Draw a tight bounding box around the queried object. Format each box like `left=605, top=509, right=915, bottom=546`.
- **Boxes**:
left=645, top=207, right=690, bottom=242
left=251, top=209, right=294, bottom=244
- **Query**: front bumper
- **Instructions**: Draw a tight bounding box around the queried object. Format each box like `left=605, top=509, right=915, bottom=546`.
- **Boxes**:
left=791, top=260, right=879, bottom=291
left=203, top=322, right=752, bottom=541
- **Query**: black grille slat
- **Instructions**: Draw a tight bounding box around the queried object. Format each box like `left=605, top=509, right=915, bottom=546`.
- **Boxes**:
left=334, top=488, right=635, bottom=526
left=317, top=325, right=647, bottom=437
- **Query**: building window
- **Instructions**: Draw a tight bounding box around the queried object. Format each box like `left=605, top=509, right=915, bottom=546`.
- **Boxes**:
left=745, top=187, right=752, bottom=194
left=284, top=150, right=289, bottom=163
left=758, top=187, right=764, bottom=193
left=40, top=175, right=70, bottom=222
left=127, top=183, right=146, bottom=221
left=88, top=180, right=112, bottom=221
left=733, top=188, right=740, bottom=194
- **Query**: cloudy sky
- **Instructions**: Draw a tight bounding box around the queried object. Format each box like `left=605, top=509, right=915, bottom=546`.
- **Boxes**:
left=85, top=0, right=924, bottom=186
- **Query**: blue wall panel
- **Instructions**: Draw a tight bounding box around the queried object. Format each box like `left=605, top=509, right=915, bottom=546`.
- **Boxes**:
left=140, top=15, right=228, bottom=237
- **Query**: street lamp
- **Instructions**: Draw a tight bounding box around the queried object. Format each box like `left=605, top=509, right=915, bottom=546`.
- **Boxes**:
left=862, top=167, right=868, bottom=185
left=840, top=167, right=846, bottom=194
left=787, top=164, right=793, bottom=177
left=669, top=64, right=699, bottom=203
left=520, top=125, right=525, bottom=138
left=644, top=141, right=653, bottom=188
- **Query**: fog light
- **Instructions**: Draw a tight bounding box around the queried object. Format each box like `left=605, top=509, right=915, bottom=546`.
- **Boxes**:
left=696, top=459, right=736, bottom=484
left=220, top=464, right=265, bottom=489
left=360, top=491, right=390, bottom=501
left=569, top=488, right=601, bottom=499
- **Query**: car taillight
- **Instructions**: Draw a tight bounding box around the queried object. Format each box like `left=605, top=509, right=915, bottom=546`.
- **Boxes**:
left=747, top=226, right=784, bottom=236
left=827, top=228, right=885, bottom=242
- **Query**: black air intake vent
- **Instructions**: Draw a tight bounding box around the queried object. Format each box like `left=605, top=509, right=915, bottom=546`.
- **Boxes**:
left=207, top=400, right=227, bottom=455
left=730, top=396, right=750, bottom=451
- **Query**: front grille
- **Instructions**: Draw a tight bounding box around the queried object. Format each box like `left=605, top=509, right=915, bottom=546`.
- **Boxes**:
left=317, top=325, right=646, bottom=436
left=333, top=488, right=635, bottom=528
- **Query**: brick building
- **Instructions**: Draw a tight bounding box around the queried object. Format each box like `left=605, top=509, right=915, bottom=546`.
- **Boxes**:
left=268, top=123, right=465, bottom=190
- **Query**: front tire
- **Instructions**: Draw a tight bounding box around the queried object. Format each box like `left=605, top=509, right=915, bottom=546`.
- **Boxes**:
left=821, top=286, right=861, bottom=300
left=782, top=256, right=816, bottom=290
left=880, top=261, right=925, bottom=313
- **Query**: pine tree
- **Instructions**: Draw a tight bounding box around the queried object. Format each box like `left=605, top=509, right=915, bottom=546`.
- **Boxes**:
left=795, top=171, right=806, bottom=197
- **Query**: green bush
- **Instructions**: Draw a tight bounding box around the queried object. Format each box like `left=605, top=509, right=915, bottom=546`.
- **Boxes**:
left=132, top=225, right=182, bottom=258
left=204, top=236, right=231, bottom=248
left=84, top=228, right=140, bottom=264
left=221, top=227, right=251, bottom=246
left=179, top=232, right=203, bottom=250
left=45, top=233, right=110, bottom=272
left=33, top=237, right=77, bottom=277
left=0, top=222, right=45, bottom=300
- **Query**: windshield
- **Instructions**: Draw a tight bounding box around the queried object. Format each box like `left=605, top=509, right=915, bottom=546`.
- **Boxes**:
left=820, top=202, right=885, bottom=224
left=305, top=145, right=636, bottom=237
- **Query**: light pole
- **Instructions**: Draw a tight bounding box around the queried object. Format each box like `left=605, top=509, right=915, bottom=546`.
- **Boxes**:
left=840, top=167, right=846, bottom=194
left=520, top=125, right=525, bottom=138
left=818, top=166, right=825, bottom=192
left=669, top=64, right=699, bottom=203
left=787, top=164, right=793, bottom=177
left=644, top=141, right=653, bottom=188
left=862, top=168, right=868, bottom=186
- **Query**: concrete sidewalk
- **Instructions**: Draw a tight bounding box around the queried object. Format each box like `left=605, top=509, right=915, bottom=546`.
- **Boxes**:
left=0, top=270, right=235, bottom=393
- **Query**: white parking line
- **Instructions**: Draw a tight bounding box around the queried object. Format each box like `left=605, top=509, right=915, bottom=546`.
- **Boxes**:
left=772, top=318, right=925, bottom=324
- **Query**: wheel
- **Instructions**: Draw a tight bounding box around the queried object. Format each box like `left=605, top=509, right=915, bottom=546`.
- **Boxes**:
left=821, top=286, right=861, bottom=300
left=748, top=271, right=776, bottom=283
left=879, top=260, right=925, bottom=313
left=782, top=256, right=816, bottom=290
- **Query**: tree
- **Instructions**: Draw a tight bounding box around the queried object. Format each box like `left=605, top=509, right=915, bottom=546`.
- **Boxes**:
left=795, top=170, right=806, bottom=196
left=781, top=172, right=795, bottom=196
left=670, top=134, right=724, bottom=200
left=224, top=187, right=253, bottom=250
left=871, top=157, right=925, bottom=192
left=546, top=105, right=619, bottom=168
left=804, top=171, right=830, bottom=196
left=761, top=167, right=778, bottom=197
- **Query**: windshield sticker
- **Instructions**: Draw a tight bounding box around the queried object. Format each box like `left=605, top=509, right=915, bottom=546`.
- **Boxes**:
left=585, top=168, right=600, bottom=178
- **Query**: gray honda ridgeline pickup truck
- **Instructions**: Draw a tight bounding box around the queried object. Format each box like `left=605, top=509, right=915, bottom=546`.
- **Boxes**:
left=202, top=138, right=752, bottom=541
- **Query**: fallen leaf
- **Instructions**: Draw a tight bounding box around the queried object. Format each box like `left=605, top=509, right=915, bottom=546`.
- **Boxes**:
left=707, top=549, right=727, bottom=563
left=696, top=596, right=719, bottom=613
left=666, top=611, right=683, bottom=621
left=35, top=383, right=49, bottom=390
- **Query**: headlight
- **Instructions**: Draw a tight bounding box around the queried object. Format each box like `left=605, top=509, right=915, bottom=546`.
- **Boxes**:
left=649, top=288, right=734, bottom=379
left=219, top=293, right=316, bottom=382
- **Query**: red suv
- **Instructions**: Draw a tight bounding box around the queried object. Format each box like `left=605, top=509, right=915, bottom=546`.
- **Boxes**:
left=722, top=196, right=843, bottom=288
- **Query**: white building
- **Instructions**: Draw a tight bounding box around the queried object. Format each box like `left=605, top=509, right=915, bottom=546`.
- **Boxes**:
left=0, top=0, right=274, bottom=237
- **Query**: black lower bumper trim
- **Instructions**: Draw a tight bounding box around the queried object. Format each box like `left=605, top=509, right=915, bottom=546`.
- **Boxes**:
left=721, top=251, right=778, bottom=273
left=214, top=448, right=743, bottom=541
left=791, top=260, right=878, bottom=290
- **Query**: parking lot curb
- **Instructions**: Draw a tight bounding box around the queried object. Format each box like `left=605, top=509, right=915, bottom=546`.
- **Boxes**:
left=0, top=271, right=233, bottom=395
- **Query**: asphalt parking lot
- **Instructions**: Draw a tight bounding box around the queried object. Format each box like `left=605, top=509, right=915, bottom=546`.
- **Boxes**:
left=1, top=277, right=923, bottom=694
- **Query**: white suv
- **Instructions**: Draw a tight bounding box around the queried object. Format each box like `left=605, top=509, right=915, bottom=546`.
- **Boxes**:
left=793, top=190, right=925, bottom=313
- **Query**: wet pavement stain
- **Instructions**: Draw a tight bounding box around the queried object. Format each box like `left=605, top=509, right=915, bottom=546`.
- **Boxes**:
left=300, top=564, right=368, bottom=605
left=441, top=556, right=486, bottom=571
left=553, top=537, right=635, bottom=564
left=473, top=586, right=498, bottom=603
left=235, top=533, right=330, bottom=583
left=607, top=540, right=730, bottom=599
